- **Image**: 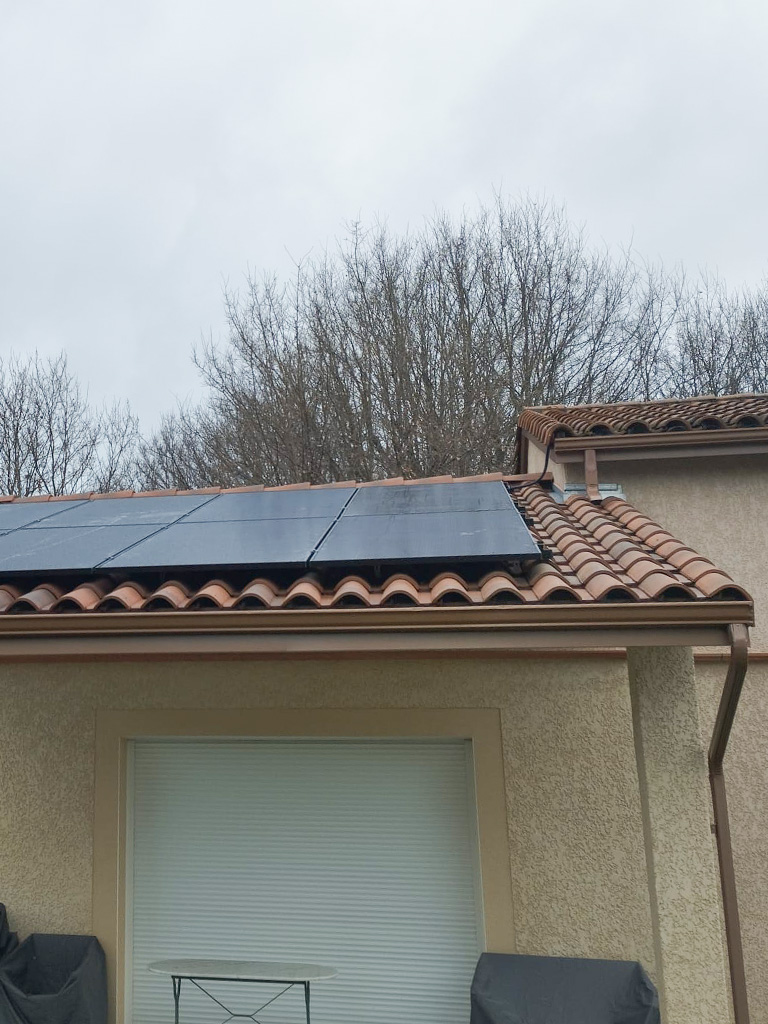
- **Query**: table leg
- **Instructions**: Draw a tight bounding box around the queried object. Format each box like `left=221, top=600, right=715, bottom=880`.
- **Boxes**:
left=172, top=976, right=182, bottom=1024
left=305, top=981, right=311, bottom=1024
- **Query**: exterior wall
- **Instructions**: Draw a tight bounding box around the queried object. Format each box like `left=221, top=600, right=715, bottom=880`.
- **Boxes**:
left=0, top=656, right=660, bottom=1001
left=696, top=659, right=768, bottom=1023
left=559, top=448, right=768, bottom=1021
left=593, top=453, right=768, bottom=649
left=627, top=647, right=730, bottom=1024
left=526, top=437, right=569, bottom=490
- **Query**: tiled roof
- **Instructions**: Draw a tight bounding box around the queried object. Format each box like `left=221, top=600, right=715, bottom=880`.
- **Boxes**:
left=518, top=393, right=768, bottom=447
left=0, top=482, right=748, bottom=614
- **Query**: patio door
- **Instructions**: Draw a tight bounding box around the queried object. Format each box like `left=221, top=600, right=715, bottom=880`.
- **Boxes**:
left=128, top=739, right=484, bottom=1023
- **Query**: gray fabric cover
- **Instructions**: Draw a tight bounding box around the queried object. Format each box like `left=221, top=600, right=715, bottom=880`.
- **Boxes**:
left=470, top=953, right=660, bottom=1024
left=0, top=932, right=107, bottom=1024
left=0, top=909, right=17, bottom=964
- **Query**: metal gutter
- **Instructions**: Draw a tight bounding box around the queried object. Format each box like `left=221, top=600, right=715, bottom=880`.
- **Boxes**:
left=0, top=601, right=751, bottom=659
left=0, top=625, right=740, bottom=661
left=0, top=600, right=752, bottom=639
left=710, top=623, right=751, bottom=1024
left=550, top=426, right=768, bottom=454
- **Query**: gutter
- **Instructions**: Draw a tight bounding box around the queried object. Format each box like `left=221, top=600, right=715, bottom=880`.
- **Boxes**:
left=0, top=601, right=752, bottom=638
left=547, top=426, right=768, bottom=454
left=710, top=623, right=751, bottom=1023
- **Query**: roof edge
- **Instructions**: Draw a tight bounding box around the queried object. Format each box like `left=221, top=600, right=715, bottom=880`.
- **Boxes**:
left=0, top=600, right=752, bottom=641
left=548, top=426, right=768, bottom=454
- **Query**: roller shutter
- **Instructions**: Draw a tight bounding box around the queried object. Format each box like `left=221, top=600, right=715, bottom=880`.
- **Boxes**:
left=129, top=739, right=484, bottom=1023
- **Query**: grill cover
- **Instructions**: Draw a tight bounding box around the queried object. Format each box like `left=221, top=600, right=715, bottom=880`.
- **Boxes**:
left=470, top=953, right=660, bottom=1024
left=0, top=909, right=17, bottom=963
left=0, top=933, right=107, bottom=1024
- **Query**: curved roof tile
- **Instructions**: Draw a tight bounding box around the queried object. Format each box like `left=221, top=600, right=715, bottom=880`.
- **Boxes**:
left=519, top=393, right=768, bottom=446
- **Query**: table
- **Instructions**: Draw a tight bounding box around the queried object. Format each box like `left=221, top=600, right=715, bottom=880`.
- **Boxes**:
left=147, top=959, right=338, bottom=1024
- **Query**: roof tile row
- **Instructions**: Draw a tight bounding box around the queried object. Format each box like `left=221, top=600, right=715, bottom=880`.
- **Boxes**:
left=518, top=393, right=768, bottom=447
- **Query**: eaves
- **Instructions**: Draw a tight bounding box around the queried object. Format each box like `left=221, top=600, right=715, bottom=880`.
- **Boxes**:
left=0, top=601, right=752, bottom=660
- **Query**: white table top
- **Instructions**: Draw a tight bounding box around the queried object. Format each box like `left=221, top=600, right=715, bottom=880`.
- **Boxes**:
left=148, top=959, right=338, bottom=983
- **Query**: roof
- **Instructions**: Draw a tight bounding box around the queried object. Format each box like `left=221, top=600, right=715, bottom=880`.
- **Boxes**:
left=518, top=393, right=768, bottom=450
left=0, top=476, right=750, bottom=617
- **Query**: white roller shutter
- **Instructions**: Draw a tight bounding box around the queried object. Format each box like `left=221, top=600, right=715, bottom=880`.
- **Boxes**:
left=129, top=739, right=484, bottom=1023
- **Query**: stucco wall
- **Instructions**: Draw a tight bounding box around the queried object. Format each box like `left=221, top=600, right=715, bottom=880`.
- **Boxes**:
left=561, top=450, right=768, bottom=1022
left=696, top=659, right=768, bottom=1024
left=0, top=655, right=657, bottom=979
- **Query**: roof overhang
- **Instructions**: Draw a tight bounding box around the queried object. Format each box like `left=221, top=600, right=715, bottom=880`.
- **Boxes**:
left=0, top=602, right=751, bottom=660
left=526, top=426, right=768, bottom=464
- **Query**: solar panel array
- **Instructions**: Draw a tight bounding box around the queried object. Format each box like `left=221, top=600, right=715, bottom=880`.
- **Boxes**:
left=0, top=481, right=541, bottom=576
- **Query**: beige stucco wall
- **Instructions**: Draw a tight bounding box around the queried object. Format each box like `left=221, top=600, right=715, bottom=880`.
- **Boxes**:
left=592, top=453, right=768, bottom=649
left=561, top=449, right=768, bottom=1021
left=0, top=656, right=661, bottom=990
left=696, top=659, right=768, bottom=1024
left=628, top=647, right=730, bottom=1024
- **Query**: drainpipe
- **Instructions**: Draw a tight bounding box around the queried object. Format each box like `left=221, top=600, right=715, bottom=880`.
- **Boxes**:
left=709, top=622, right=750, bottom=1024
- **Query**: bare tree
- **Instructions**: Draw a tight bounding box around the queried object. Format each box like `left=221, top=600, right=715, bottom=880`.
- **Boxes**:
left=0, top=353, right=139, bottom=496
left=666, top=275, right=768, bottom=396
left=139, top=196, right=768, bottom=489
left=141, top=196, right=680, bottom=488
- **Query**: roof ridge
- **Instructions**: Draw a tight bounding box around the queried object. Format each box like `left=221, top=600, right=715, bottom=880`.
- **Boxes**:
left=524, top=392, right=768, bottom=415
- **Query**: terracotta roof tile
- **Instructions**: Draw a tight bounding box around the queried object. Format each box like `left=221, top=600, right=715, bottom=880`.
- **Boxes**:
left=519, top=393, right=768, bottom=447
left=98, top=581, right=148, bottom=611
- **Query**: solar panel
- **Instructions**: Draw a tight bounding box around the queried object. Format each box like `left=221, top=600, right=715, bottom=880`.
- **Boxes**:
left=344, top=481, right=514, bottom=516
left=0, top=483, right=540, bottom=576
left=0, top=525, right=166, bottom=575
left=0, top=500, right=90, bottom=533
left=181, top=488, right=356, bottom=523
left=23, top=494, right=217, bottom=529
left=100, top=517, right=335, bottom=571
left=310, top=507, right=540, bottom=566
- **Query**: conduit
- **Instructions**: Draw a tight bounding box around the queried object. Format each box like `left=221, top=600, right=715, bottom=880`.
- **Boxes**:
left=710, top=622, right=750, bottom=1024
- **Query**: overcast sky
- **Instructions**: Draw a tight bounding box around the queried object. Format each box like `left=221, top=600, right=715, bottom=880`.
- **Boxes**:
left=1, top=0, right=766, bottom=428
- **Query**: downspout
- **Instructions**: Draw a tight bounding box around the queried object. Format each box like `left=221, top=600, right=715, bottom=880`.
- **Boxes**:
left=709, top=622, right=750, bottom=1023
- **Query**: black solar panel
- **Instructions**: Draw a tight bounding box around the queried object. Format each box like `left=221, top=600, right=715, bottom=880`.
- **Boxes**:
left=182, top=488, right=355, bottom=523
left=0, top=500, right=90, bottom=533
left=0, top=525, right=166, bottom=574
left=343, top=481, right=513, bottom=516
left=0, top=482, right=540, bottom=575
left=310, top=508, right=540, bottom=566
left=25, top=494, right=217, bottom=529
left=100, top=517, right=336, bottom=571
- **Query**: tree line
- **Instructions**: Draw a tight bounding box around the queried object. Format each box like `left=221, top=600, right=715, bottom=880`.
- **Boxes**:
left=3, top=197, right=768, bottom=496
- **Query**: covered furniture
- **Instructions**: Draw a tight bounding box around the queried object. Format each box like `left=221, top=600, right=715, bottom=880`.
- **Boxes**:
left=470, top=952, right=660, bottom=1024
left=0, top=932, right=107, bottom=1024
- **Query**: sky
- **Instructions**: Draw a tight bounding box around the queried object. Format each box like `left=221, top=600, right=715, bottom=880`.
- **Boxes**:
left=1, top=0, right=766, bottom=429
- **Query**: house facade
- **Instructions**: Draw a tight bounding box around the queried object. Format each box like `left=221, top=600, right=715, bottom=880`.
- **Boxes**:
left=517, top=392, right=768, bottom=1024
left=0, top=469, right=755, bottom=1023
